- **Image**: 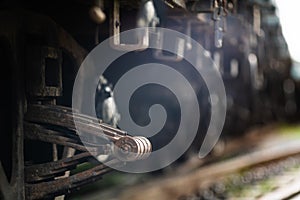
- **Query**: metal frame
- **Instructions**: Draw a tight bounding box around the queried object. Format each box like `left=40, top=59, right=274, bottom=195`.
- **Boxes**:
left=109, top=0, right=149, bottom=51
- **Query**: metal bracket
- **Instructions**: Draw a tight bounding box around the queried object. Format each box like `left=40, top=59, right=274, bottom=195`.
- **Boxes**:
left=153, top=28, right=186, bottom=62
left=109, top=0, right=149, bottom=51
left=212, top=0, right=227, bottom=48
left=153, top=19, right=195, bottom=62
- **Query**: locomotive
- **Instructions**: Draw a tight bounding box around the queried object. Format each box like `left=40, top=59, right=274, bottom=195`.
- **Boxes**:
left=0, top=0, right=297, bottom=199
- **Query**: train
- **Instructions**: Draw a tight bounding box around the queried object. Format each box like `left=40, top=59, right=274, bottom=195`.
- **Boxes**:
left=0, top=0, right=298, bottom=199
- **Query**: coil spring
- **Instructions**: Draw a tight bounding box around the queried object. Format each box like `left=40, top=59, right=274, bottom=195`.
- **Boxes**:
left=113, top=136, right=152, bottom=161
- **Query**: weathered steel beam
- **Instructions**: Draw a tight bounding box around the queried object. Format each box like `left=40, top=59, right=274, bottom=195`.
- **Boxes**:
left=25, top=152, right=92, bottom=183
left=24, top=122, right=107, bottom=152
left=25, top=159, right=121, bottom=200
left=25, top=104, right=127, bottom=141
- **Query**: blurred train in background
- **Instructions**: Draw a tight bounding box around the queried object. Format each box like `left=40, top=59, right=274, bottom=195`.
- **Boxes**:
left=95, top=0, right=299, bottom=151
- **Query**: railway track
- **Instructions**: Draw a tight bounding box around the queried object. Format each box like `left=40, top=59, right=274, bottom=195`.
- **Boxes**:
left=112, top=126, right=300, bottom=200
left=182, top=155, right=300, bottom=200
left=258, top=165, right=300, bottom=200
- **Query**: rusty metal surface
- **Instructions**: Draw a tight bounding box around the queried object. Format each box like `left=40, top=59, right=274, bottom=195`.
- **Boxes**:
left=25, top=159, right=121, bottom=200
left=23, top=103, right=152, bottom=199
left=25, top=104, right=127, bottom=141
left=0, top=9, right=152, bottom=198
left=24, top=122, right=107, bottom=153
left=0, top=9, right=151, bottom=200
left=25, top=46, right=63, bottom=97
left=24, top=104, right=152, bottom=161
left=0, top=10, right=28, bottom=200
left=0, top=1, right=295, bottom=199
left=25, top=152, right=92, bottom=183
